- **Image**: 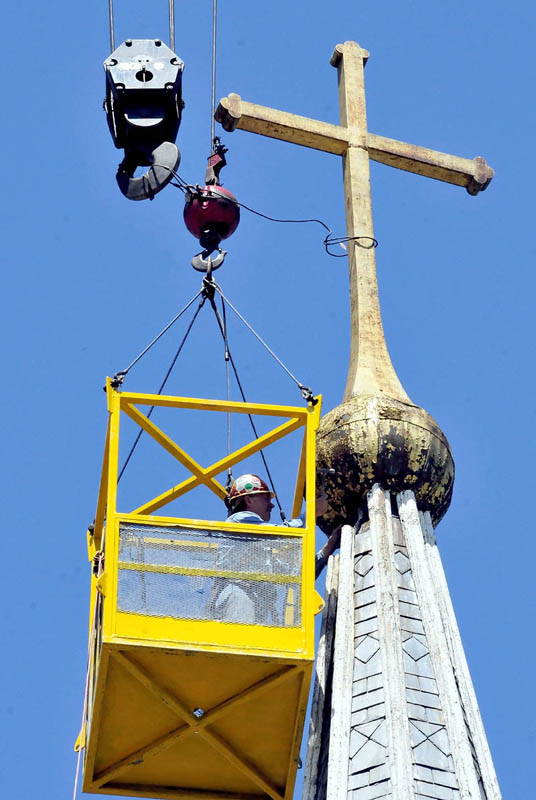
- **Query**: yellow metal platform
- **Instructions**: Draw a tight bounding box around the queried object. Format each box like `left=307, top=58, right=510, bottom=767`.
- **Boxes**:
left=79, top=386, right=321, bottom=800
left=85, top=645, right=312, bottom=799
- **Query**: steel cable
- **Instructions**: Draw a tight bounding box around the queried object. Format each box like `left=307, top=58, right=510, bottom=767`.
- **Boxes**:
left=212, top=281, right=315, bottom=402
left=113, top=288, right=204, bottom=384
left=221, top=297, right=233, bottom=490
left=117, top=294, right=207, bottom=482
left=206, top=289, right=287, bottom=521
left=108, top=0, right=115, bottom=52
left=162, top=169, right=378, bottom=257
left=169, top=0, right=175, bottom=51
left=210, top=0, right=218, bottom=150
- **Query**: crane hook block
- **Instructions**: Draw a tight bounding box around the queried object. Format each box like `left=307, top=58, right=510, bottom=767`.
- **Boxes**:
left=104, top=39, right=185, bottom=201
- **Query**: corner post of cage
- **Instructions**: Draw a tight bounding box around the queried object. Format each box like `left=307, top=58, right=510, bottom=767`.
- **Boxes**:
left=305, top=397, right=322, bottom=531
left=93, top=417, right=112, bottom=552
left=105, top=382, right=121, bottom=522
left=302, top=396, right=321, bottom=652
left=102, top=384, right=121, bottom=634
left=291, top=431, right=307, bottom=520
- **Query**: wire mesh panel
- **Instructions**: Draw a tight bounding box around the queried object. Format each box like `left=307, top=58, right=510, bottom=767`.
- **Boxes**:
left=117, top=522, right=303, bottom=627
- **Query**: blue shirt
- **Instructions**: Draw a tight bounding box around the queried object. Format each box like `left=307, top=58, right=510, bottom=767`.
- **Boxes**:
left=225, top=511, right=327, bottom=578
left=226, top=510, right=304, bottom=527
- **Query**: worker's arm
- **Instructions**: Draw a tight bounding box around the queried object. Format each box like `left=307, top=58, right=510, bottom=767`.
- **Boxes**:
left=315, top=525, right=342, bottom=578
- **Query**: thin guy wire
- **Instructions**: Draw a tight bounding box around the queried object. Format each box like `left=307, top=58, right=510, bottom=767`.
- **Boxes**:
left=207, top=293, right=286, bottom=520
left=156, top=169, right=379, bottom=256
left=233, top=197, right=332, bottom=235
left=72, top=553, right=103, bottom=800
left=229, top=197, right=378, bottom=254
left=210, top=0, right=218, bottom=150
left=120, top=289, right=203, bottom=376
left=108, top=0, right=115, bottom=51
left=169, top=0, right=175, bottom=51
left=117, top=295, right=207, bottom=483
left=212, top=282, right=306, bottom=392
left=222, top=297, right=232, bottom=487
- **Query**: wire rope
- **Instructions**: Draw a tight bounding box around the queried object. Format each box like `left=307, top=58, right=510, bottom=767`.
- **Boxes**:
left=72, top=551, right=104, bottom=800
left=212, top=281, right=315, bottom=403
left=227, top=196, right=378, bottom=255
left=221, top=297, right=233, bottom=490
left=108, top=0, right=115, bottom=52
left=169, top=0, right=175, bottom=51
left=210, top=0, right=218, bottom=151
left=112, top=288, right=203, bottom=385
left=206, top=287, right=286, bottom=521
left=161, top=167, right=378, bottom=256
left=117, top=294, right=207, bottom=482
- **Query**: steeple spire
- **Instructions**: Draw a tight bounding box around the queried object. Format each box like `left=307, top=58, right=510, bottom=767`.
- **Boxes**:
left=215, top=38, right=499, bottom=800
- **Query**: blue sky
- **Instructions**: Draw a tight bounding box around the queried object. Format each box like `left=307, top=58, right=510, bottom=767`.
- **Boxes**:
left=1, top=1, right=534, bottom=798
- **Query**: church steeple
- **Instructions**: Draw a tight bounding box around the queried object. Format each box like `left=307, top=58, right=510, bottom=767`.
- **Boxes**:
left=215, top=37, right=499, bottom=800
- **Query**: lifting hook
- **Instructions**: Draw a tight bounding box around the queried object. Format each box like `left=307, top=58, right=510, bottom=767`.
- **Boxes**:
left=104, top=39, right=184, bottom=201
left=116, top=141, right=181, bottom=201
left=192, top=248, right=227, bottom=273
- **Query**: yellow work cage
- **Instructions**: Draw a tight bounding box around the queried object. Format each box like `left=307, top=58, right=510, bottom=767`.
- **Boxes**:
left=78, top=381, right=322, bottom=800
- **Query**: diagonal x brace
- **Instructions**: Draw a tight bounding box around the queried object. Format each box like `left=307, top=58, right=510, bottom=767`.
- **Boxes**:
left=132, top=415, right=304, bottom=515
left=122, top=401, right=227, bottom=499
left=96, top=651, right=299, bottom=797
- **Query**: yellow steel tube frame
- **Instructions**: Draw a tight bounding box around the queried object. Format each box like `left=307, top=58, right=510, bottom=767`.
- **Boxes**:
left=83, top=383, right=322, bottom=799
left=96, top=382, right=322, bottom=653
left=91, top=382, right=322, bottom=546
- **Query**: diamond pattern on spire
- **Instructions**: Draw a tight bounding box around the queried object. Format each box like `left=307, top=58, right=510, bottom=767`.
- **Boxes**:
left=356, top=553, right=374, bottom=577
left=394, top=551, right=411, bottom=574
left=402, top=635, right=429, bottom=661
left=356, top=635, right=381, bottom=664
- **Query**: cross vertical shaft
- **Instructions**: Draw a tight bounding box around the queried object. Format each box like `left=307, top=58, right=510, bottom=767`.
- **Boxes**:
left=330, top=42, right=409, bottom=403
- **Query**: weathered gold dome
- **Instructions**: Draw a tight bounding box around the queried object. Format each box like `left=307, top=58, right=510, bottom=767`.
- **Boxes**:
left=316, top=394, right=454, bottom=531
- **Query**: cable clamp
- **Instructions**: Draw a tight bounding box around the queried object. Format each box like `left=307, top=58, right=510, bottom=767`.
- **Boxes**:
left=202, top=275, right=216, bottom=301
left=110, top=370, right=127, bottom=389
left=299, top=385, right=318, bottom=405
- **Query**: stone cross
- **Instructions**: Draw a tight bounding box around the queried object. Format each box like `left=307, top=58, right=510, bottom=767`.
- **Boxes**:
left=216, top=40, right=493, bottom=404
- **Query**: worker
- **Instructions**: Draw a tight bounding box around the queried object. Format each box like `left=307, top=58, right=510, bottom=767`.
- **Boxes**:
left=226, top=474, right=341, bottom=576
left=212, top=474, right=341, bottom=624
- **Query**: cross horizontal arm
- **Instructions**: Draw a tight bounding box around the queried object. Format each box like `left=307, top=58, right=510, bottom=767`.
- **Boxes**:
left=215, top=93, right=493, bottom=194
left=367, top=132, right=493, bottom=195
left=216, top=93, right=351, bottom=155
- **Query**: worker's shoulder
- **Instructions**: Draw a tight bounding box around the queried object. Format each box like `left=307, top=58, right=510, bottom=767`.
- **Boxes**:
left=226, top=511, right=264, bottom=524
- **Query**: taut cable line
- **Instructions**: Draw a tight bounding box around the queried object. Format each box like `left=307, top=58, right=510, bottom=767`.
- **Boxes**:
left=169, top=0, right=175, bottom=50
left=117, top=293, right=208, bottom=482
left=108, top=0, right=115, bottom=51
left=210, top=0, right=218, bottom=150
left=112, top=275, right=315, bottom=489
left=112, top=289, right=204, bottom=386
left=212, top=281, right=316, bottom=404
left=205, top=283, right=286, bottom=520
left=106, top=2, right=177, bottom=54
